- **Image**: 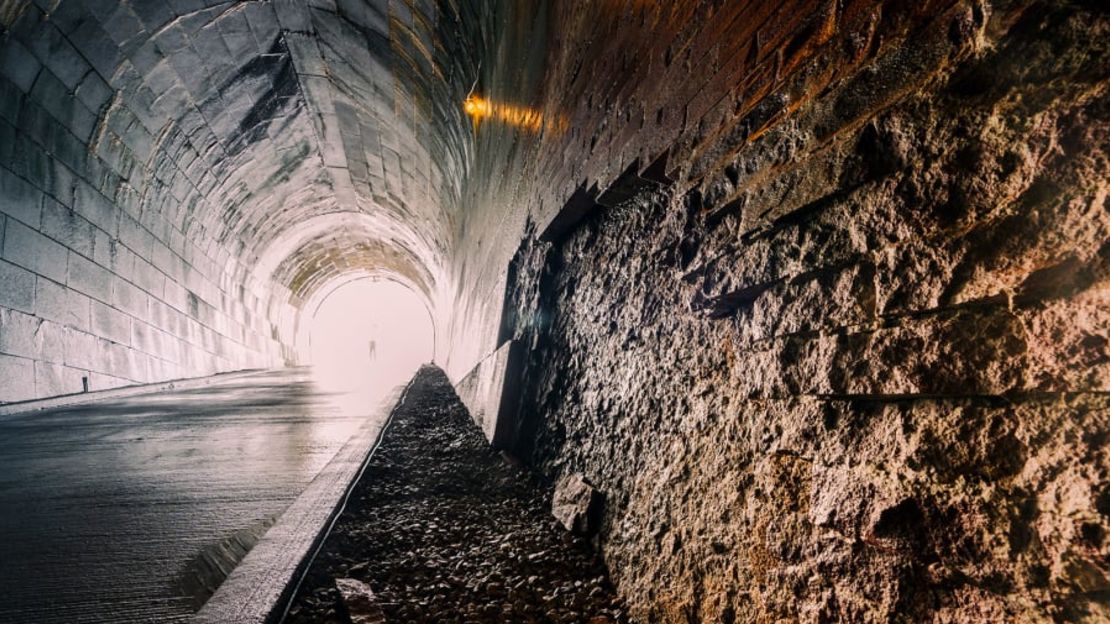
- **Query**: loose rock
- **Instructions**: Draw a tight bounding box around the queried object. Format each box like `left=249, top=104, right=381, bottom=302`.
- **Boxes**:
left=552, top=473, right=603, bottom=535
left=335, top=578, right=387, bottom=624
left=285, top=367, right=627, bottom=623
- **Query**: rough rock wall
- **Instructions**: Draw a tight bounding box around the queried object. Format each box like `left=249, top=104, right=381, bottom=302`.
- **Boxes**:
left=503, top=1, right=1109, bottom=621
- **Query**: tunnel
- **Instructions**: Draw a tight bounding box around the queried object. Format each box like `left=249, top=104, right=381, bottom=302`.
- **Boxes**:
left=0, top=0, right=1106, bottom=622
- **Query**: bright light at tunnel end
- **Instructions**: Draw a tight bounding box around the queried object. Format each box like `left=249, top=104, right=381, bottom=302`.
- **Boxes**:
left=308, top=279, right=435, bottom=405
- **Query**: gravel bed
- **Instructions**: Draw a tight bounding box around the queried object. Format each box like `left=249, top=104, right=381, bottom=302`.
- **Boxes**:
left=284, top=366, right=627, bottom=623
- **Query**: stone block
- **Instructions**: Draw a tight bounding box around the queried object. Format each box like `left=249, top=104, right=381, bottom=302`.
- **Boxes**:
left=132, top=257, right=165, bottom=297
left=111, top=276, right=147, bottom=318
left=150, top=238, right=180, bottom=280
left=130, top=349, right=154, bottom=383
left=91, top=227, right=113, bottom=268
left=134, top=320, right=180, bottom=362
left=129, top=318, right=153, bottom=355
left=189, top=24, right=233, bottom=73
left=48, top=122, right=87, bottom=173
left=67, top=251, right=112, bottom=302
left=272, top=0, right=312, bottom=32
left=7, top=133, right=49, bottom=187
left=0, top=307, right=64, bottom=364
left=46, top=155, right=77, bottom=207
left=128, top=0, right=175, bottom=32
left=63, top=328, right=97, bottom=371
left=335, top=0, right=388, bottom=35
left=67, top=19, right=120, bottom=80
left=286, top=33, right=328, bottom=77
left=0, top=354, right=35, bottom=402
left=73, top=179, right=118, bottom=236
left=0, top=259, right=35, bottom=312
left=0, top=37, right=41, bottom=93
left=34, top=360, right=84, bottom=397
left=35, top=277, right=68, bottom=325
left=75, top=72, right=113, bottom=114
left=38, top=316, right=65, bottom=364
left=63, top=288, right=91, bottom=332
left=0, top=307, right=37, bottom=358
left=105, top=339, right=137, bottom=380
left=141, top=57, right=180, bottom=99
left=146, top=298, right=169, bottom=333
left=0, top=166, right=43, bottom=226
left=118, top=212, right=153, bottom=257
left=41, top=197, right=95, bottom=257
left=2, top=217, right=68, bottom=283
left=106, top=239, right=136, bottom=281
left=29, top=68, right=97, bottom=142
left=243, top=3, right=280, bottom=50
left=146, top=355, right=168, bottom=381
left=0, top=77, right=21, bottom=126
left=21, top=18, right=88, bottom=90
left=91, top=299, right=130, bottom=345
left=162, top=279, right=190, bottom=314
left=163, top=334, right=184, bottom=364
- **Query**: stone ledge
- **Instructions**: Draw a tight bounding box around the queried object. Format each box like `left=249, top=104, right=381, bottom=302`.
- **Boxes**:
left=454, top=339, right=524, bottom=448
left=0, top=367, right=267, bottom=417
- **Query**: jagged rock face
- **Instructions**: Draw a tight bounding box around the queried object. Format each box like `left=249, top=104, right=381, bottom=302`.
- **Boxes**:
left=505, top=1, right=1109, bottom=621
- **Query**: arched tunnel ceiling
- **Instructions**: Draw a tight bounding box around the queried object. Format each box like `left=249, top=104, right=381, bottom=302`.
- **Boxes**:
left=274, top=229, right=434, bottom=304
left=2, top=0, right=491, bottom=307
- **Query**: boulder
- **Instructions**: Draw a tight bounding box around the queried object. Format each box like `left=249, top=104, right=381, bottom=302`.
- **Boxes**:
left=335, top=577, right=387, bottom=624
left=552, top=473, right=603, bottom=535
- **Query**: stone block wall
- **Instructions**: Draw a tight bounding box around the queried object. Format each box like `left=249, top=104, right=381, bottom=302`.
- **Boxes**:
left=0, top=160, right=290, bottom=402
left=492, top=1, right=1108, bottom=621
left=0, top=2, right=298, bottom=403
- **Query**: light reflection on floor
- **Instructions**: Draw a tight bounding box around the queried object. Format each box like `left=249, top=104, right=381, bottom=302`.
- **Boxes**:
left=0, top=368, right=392, bottom=624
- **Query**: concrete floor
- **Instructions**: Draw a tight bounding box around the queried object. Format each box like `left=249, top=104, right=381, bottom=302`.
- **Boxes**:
left=0, top=369, right=388, bottom=623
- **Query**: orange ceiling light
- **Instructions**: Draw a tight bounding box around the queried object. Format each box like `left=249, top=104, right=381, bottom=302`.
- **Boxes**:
left=463, top=94, right=492, bottom=119
left=463, top=94, right=566, bottom=136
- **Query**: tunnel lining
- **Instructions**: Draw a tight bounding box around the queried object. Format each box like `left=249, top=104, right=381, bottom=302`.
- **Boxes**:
left=0, top=0, right=492, bottom=400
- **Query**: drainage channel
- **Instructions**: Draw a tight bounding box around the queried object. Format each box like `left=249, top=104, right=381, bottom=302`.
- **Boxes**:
left=282, top=366, right=627, bottom=624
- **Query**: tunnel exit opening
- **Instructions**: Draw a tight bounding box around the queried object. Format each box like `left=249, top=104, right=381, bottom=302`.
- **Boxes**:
left=307, top=278, right=435, bottom=398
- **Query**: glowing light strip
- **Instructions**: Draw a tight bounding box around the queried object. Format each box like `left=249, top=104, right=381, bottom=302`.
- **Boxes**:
left=463, top=95, right=567, bottom=135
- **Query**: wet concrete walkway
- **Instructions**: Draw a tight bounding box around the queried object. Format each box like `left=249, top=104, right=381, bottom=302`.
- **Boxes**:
left=0, top=369, right=391, bottom=624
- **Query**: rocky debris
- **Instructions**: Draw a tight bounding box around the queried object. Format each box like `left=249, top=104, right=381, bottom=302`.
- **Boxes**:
left=552, top=473, right=603, bottom=535
left=335, top=578, right=387, bottom=624
left=285, top=366, right=627, bottom=623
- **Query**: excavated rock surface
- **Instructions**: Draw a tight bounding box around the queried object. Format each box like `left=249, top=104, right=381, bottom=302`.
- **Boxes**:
left=501, top=1, right=1110, bottom=622
left=285, top=366, right=627, bottom=624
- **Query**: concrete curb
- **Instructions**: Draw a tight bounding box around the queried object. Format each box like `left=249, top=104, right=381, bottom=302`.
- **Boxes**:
left=193, top=382, right=410, bottom=624
left=0, top=369, right=271, bottom=418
